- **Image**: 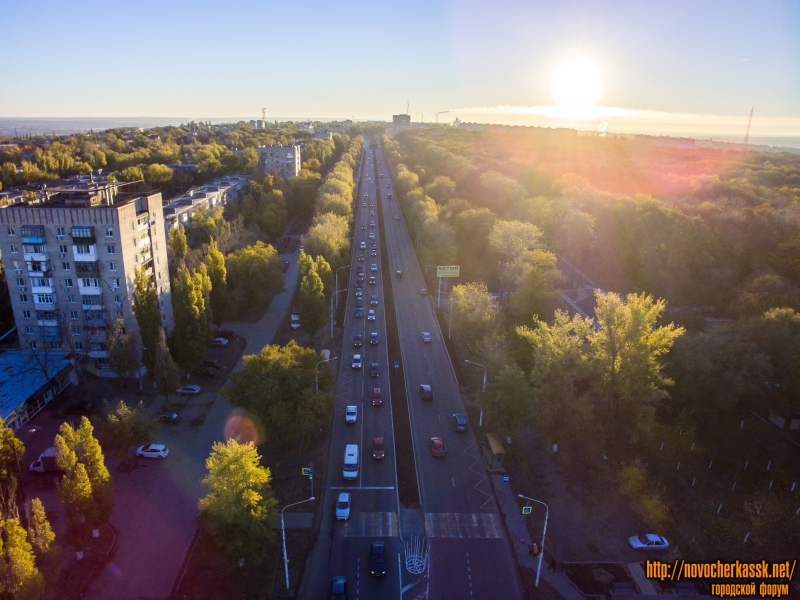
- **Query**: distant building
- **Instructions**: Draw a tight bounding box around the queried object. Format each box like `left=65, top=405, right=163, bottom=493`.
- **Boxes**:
left=393, top=114, right=411, bottom=132
left=311, top=130, right=333, bottom=140
left=257, top=144, right=301, bottom=179
left=147, top=134, right=160, bottom=142
left=163, top=175, right=249, bottom=233
left=0, top=181, right=174, bottom=375
left=0, top=349, right=75, bottom=430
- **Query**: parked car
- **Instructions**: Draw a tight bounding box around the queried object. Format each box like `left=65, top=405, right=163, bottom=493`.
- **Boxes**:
left=370, top=332, right=379, bottom=345
left=335, top=492, right=351, bottom=520
left=345, top=405, right=357, bottom=424
left=291, top=314, right=301, bottom=330
left=370, top=541, right=387, bottom=577
left=194, top=366, right=217, bottom=377
left=353, top=334, right=363, bottom=347
left=628, top=534, right=670, bottom=551
left=352, top=354, right=362, bottom=369
left=421, top=288, right=427, bottom=295
left=371, top=387, right=383, bottom=406
left=421, top=331, right=432, bottom=343
left=202, top=360, right=220, bottom=370
left=430, top=437, right=446, bottom=457
left=177, top=385, right=201, bottom=396
left=419, top=384, right=433, bottom=400
left=452, top=413, right=468, bottom=432
left=211, top=337, right=229, bottom=347
left=372, top=437, right=385, bottom=460
left=371, top=363, right=380, bottom=378
left=136, top=444, right=169, bottom=459
left=159, top=412, right=181, bottom=424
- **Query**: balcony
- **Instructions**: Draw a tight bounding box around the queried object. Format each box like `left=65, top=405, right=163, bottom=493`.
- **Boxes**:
left=36, top=311, right=58, bottom=327
left=78, top=280, right=101, bottom=296
left=140, top=247, right=152, bottom=262
left=82, top=295, right=103, bottom=310
left=21, top=226, right=46, bottom=244
left=39, top=327, right=61, bottom=343
left=75, top=261, right=100, bottom=274
left=33, top=293, right=55, bottom=307
left=31, top=279, right=55, bottom=294
left=72, top=245, right=98, bottom=261
left=71, top=227, right=96, bottom=245
left=83, top=312, right=107, bottom=328
left=27, top=261, right=51, bottom=275
left=137, top=215, right=150, bottom=231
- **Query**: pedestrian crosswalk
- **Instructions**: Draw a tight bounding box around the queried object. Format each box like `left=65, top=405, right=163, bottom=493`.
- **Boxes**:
left=339, top=512, right=398, bottom=537
left=424, top=512, right=504, bottom=539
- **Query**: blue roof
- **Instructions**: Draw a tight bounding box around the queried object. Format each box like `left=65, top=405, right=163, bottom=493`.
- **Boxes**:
left=0, top=351, right=72, bottom=420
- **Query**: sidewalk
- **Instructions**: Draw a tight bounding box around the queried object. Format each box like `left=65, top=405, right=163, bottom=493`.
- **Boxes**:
left=492, top=473, right=585, bottom=600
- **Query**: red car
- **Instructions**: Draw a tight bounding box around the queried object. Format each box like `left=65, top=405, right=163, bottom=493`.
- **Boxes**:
left=371, top=387, right=383, bottom=406
left=358, top=255, right=365, bottom=262
left=372, top=437, right=385, bottom=459
left=430, top=437, right=446, bottom=457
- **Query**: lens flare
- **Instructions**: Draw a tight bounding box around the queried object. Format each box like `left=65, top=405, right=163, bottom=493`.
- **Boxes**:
left=224, top=412, right=260, bottom=445
left=551, top=59, right=603, bottom=107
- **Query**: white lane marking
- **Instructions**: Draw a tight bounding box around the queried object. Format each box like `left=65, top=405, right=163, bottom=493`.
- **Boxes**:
left=452, top=477, right=455, bottom=488
left=330, top=486, right=396, bottom=490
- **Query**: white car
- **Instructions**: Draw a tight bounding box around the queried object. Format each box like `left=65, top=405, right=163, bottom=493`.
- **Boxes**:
left=345, top=405, right=357, bottom=424
left=352, top=354, right=362, bottom=369
left=290, top=314, right=301, bottom=330
left=421, top=332, right=432, bottom=343
left=211, top=337, right=229, bottom=347
left=367, top=310, right=376, bottom=321
left=628, top=534, right=669, bottom=551
left=360, top=242, right=367, bottom=249
left=335, top=492, right=351, bottom=520
left=370, top=264, right=378, bottom=272
left=176, top=385, right=201, bottom=395
left=136, top=444, right=169, bottom=459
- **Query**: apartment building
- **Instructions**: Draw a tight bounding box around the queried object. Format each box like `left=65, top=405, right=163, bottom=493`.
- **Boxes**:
left=257, top=144, right=301, bottom=179
left=162, top=174, right=249, bottom=233
left=0, top=181, right=174, bottom=376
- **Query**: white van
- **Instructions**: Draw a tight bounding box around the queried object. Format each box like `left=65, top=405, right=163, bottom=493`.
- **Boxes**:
left=343, top=444, right=359, bottom=480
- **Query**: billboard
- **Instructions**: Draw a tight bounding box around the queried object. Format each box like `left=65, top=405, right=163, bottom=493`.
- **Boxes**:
left=436, top=266, right=460, bottom=278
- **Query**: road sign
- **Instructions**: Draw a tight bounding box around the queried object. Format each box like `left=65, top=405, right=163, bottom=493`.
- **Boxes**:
left=437, top=265, right=460, bottom=278
left=302, top=468, right=311, bottom=476
left=503, top=475, right=509, bottom=483
left=522, top=506, right=532, bottom=515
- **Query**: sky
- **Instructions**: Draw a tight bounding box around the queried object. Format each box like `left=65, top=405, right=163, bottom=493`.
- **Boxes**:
left=3, top=0, right=800, bottom=139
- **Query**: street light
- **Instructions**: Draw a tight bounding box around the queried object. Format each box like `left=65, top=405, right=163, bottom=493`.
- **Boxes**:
left=335, top=264, right=350, bottom=309
left=438, top=290, right=454, bottom=339
left=315, top=356, right=338, bottom=392
left=281, top=496, right=315, bottom=589
left=517, top=493, right=549, bottom=587
left=330, top=289, right=347, bottom=337
left=464, top=360, right=487, bottom=427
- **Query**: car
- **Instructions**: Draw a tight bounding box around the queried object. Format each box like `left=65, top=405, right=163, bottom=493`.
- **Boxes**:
left=364, top=192, right=369, bottom=197
left=369, top=232, right=376, bottom=240
left=355, top=286, right=363, bottom=297
left=345, top=405, right=357, bottom=424
left=421, top=288, right=427, bottom=295
left=211, top=337, right=229, bottom=347
left=369, top=276, right=376, bottom=285
left=355, top=307, right=363, bottom=318
left=370, top=541, right=387, bottom=577
left=370, top=332, right=379, bottom=345
left=367, top=309, right=376, bottom=321
left=372, top=437, right=385, bottom=459
left=352, top=354, right=362, bottom=369
left=356, top=265, right=364, bottom=274
left=202, top=359, right=220, bottom=370
left=299, top=245, right=305, bottom=252
left=136, top=444, right=169, bottom=459
left=291, top=314, right=301, bottom=330
left=419, top=384, right=433, bottom=400
left=395, top=214, right=400, bottom=220
left=331, top=576, right=347, bottom=600
left=388, top=193, right=393, bottom=199
left=353, top=334, right=363, bottom=347
left=628, top=534, right=670, bottom=551
left=371, top=249, right=377, bottom=256
left=194, top=366, right=217, bottom=377
left=355, top=298, right=364, bottom=308
left=358, top=254, right=365, bottom=262
left=370, top=294, right=378, bottom=305
left=177, top=384, right=201, bottom=395
left=360, top=242, right=367, bottom=249
left=371, top=363, right=380, bottom=378
left=369, top=211, right=375, bottom=216
left=281, top=260, right=290, bottom=273
left=371, top=387, right=383, bottom=406
left=158, top=412, right=181, bottom=424
left=430, top=437, right=446, bottom=457
left=370, top=263, right=378, bottom=272
left=396, top=270, right=402, bottom=278
left=422, top=331, right=432, bottom=343
left=369, top=203, right=374, bottom=207
left=361, top=225, right=366, bottom=230
left=362, top=202, right=367, bottom=207
left=335, top=492, right=351, bottom=520
left=452, top=413, right=468, bottom=431
left=357, top=276, right=365, bottom=285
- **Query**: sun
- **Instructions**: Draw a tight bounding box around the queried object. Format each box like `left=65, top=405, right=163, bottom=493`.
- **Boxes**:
left=551, top=59, right=603, bottom=107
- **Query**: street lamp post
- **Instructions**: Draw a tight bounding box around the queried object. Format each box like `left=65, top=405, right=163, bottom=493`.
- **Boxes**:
left=464, top=360, right=487, bottom=426
left=315, top=356, right=338, bottom=393
left=517, top=493, right=549, bottom=587
left=281, top=496, right=315, bottom=589
left=438, top=290, right=454, bottom=339
left=335, top=265, right=350, bottom=309
left=330, top=289, right=346, bottom=337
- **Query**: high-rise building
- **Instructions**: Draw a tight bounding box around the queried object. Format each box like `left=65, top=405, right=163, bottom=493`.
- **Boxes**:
left=0, top=181, right=174, bottom=376
left=257, top=144, right=301, bottom=179
left=393, top=114, right=411, bottom=132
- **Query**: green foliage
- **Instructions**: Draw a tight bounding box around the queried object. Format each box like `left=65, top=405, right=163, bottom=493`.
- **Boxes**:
left=198, top=440, right=277, bottom=564
left=302, top=213, right=350, bottom=272
left=618, top=459, right=669, bottom=529
left=221, top=341, right=334, bottom=447
left=153, top=329, right=180, bottom=402
left=0, top=517, right=46, bottom=600
left=106, top=318, right=142, bottom=379
left=0, top=428, right=25, bottom=520
left=171, top=264, right=211, bottom=371
left=169, top=225, right=188, bottom=265
left=314, top=254, right=334, bottom=299
left=131, top=267, right=162, bottom=371
left=225, top=242, right=285, bottom=319
left=206, top=238, right=227, bottom=325
left=451, top=282, right=498, bottom=349
left=101, top=400, right=156, bottom=460
left=297, top=271, right=326, bottom=335
left=507, top=249, right=562, bottom=325
left=27, top=498, right=55, bottom=561
left=184, top=207, right=231, bottom=249
left=481, top=365, right=532, bottom=437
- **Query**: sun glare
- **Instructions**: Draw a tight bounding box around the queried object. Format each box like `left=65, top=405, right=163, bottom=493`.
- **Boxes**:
left=551, top=59, right=603, bottom=107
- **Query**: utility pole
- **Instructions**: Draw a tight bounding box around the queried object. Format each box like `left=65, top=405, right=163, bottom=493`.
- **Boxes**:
left=744, top=106, right=754, bottom=146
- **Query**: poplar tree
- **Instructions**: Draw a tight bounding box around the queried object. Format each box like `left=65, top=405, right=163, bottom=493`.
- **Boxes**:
left=27, top=498, right=55, bottom=560
left=169, top=225, right=188, bottom=265
left=132, top=267, right=162, bottom=370
left=297, top=271, right=326, bottom=335
left=0, top=428, right=25, bottom=520
left=0, top=517, right=45, bottom=599
left=206, top=238, right=227, bottom=325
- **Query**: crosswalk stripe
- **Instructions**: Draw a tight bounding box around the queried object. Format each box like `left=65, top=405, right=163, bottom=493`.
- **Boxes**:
left=338, top=512, right=398, bottom=537
left=423, top=513, right=505, bottom=539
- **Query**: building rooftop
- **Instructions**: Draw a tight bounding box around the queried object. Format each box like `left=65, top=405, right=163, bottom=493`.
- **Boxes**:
left=0, top=350, right=72, bottom=421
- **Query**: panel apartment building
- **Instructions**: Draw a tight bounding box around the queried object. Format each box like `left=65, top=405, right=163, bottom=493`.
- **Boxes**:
left=0, top=181, right=174, bottom=376
left=257, top=144, right=301, bottom=179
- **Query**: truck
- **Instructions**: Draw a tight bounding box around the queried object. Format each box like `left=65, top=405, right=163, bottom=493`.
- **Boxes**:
left=29, top=447, right=62, bottom=473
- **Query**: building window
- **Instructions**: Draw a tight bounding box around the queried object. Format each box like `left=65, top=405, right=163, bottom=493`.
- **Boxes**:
left=11, top=260, right=20, bottom=271
left=114, top=294, right=121, bottom=304
left=112, top=278, right=121, bottom=288
left=109, top=261, right=118, bottom=271
left=61, top=262, right=71, bottom=270
left=49, top=342, right=61, bottom=350
left=19, top=294, right=28, bottom=302
left=106, top=245, right=116, bottom=254
left=106, top=227, right=114, bottom=237
left=25, top=326, right=34, bottom=335
left=80, top=278, right=99, bottom=288
left=156, top=257, right=160, bottom=266
left=157, top=271, right=161, bottom=280
left=161, top=313, right=166, bottom=321
left=22, top=310, right=31, bottom=319
left=131, top=222, right=135, bottom=231
left=56, top=227, right=65, bottom=237
left=67, top=294, right=75, bottom=303
left=64, top=278, right=73, bottom=288
left=29, top=341, right=37, bottom=349
left=75, top=244, right=90, bottom=254
left=70, top=310, right=79, bottom=320
left=10, top=244, right=18, bottom=253
left=36, top=294, right=54, bottom=304
left=59, top=244, right=68, bottom=254
left=6, top=227, right=15, bottom=236
left=134, top=255, right=138, bottom=264
left=155, top=242, right=158, bottom=250
left=15, top=277, right=25, bottom=287
left=116, top=310, right=124, bottom=318
left=75, top=342, right=84, bottom=351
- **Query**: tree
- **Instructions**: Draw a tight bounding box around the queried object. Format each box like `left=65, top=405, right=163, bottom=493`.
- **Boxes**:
left=0, top=428, right=24, bottom=520
left=507, top=249, right=562, bottom=325
left=169, top=225, right=188, bottom=266
left=132, top=268, right=161, bottom=370
left=314, top=254, right=334, bottom=299
left=221, top=341, right=333, bottom=447
left=153, top=329, right=180, bottom=404
left=143, top=163, right=173, bottom=186
left=206, top=238, right=228, bottom=325
left=302, top=213, right=350, bottom=271
left=482, top=365, right=532, bottom=437
left=102, top=400, right=156, bottom=462
left=297, top=271, right=326, bottom=335
left=451, top=282, right=498, bottom=349
left=225, top=242, right=285, bottom=319
left=296, top=251, right=315, bottom=294
left=106, top=318, right=142, bottom=382
left=589, top=292, right=684, bottom=443
left=171, top=266, right=209, bottom=371
left=0, top=517, right=45, bottom=600
left=198, top=440, right=277, bottom=563
left=27, top=498, right=55, bottom=560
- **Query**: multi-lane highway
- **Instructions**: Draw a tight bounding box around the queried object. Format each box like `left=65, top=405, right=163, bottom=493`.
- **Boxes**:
left=302, top=142, right=522, bottom=599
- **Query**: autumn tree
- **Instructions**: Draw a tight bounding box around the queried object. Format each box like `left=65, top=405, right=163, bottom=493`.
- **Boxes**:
left=225, top=242, right=285, bottom=318
left=27, top=498, right=55, bottom=562
left=169, top=225, right=188, bottom=266
left=106, top=318, right=142, bottom=382
left=297, top=270, right=326, bottom=336
left=0, top=517, right=45, bottom=599
left=0, top=428, right=25, bottom=520
left=131, top=268, right=162, bottom=370
left=101, top=400, right=156, bottom=462
left=206, top=238, right=228, bottom=325
left=451, top=282, right=498, bottom=349
left=153, top=329, right=180, bottom=404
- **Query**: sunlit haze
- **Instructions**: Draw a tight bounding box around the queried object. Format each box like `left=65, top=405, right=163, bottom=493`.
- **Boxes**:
left=551, top=60, right=604, bottom=108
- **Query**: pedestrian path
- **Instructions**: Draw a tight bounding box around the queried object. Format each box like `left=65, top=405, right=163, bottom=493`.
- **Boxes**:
left=338, top=512, right=398, bottom=537
left=424, top=512, right=505, bottom=539
left=628, top=562, right=657, bottom=594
